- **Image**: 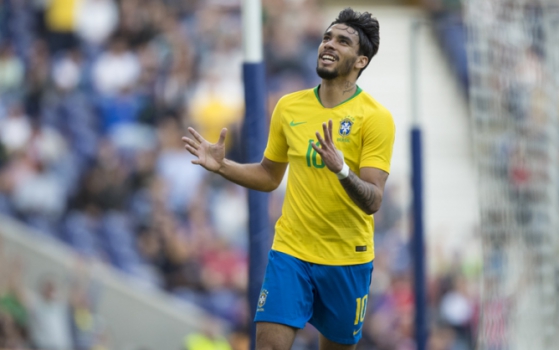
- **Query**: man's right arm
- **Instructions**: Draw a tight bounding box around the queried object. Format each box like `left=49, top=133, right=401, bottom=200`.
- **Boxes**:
left=182, top=127, right=287, bottom=192
left=216, top=157, right=287, bottom=192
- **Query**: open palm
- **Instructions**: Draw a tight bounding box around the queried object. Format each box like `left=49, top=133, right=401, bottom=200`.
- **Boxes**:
left=182, top=127, right=227, bottom=172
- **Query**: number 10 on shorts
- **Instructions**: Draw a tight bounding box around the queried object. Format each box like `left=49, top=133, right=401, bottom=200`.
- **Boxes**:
left=354, top=295, right=368, bottom=325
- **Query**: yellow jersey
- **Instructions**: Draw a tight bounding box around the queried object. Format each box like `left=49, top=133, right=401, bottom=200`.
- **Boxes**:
left=264, top=86, right=395, bottom=265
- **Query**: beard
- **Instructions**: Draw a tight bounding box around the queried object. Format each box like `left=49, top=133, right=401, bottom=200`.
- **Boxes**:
left=316, top=66, right=339, bottom=80
left=316, top=56, right=357, bottom=80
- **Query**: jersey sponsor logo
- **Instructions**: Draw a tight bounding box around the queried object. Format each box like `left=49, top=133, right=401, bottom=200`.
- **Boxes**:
left=339, top=116, right=354, bottom=136
left=289, top=120, right=307, bottom=127
left=355, top=246, right=367, bottom=252
left=257, top=289, right=269, bottom=311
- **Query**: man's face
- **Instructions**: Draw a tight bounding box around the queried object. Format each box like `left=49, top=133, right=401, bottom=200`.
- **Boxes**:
left=316, top=24, right=361, bottom=80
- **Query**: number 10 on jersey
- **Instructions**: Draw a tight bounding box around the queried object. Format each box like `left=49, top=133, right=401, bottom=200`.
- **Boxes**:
left=306, top=140, right=325, bottom=169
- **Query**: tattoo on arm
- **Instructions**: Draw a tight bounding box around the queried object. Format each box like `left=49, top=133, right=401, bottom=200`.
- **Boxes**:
left=340, top=171, right=378, bottom=214
left=342, top=81, right=355, bottom=95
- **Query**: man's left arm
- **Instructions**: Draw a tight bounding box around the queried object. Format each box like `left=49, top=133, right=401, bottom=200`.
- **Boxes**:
left=311, top=120, right=390, bottom=215
left=339, top=167, right=388, bottom=215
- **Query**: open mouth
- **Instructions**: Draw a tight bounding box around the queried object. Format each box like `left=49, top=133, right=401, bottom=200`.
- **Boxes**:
left=319, top=53, right=337, bottom=64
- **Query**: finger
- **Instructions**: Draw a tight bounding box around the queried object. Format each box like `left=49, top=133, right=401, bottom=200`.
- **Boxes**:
left=311, top=141, right=323, bottom=155
left=315, top=131, right=326, bottom=148
left=184, top=144, right=200, bottom=157
left=188, top=127, right=206, bottom=144
left=322, top=122, right=332, bottom=145
left=182, top=137, right=199, bottom=150
left=217, top=128, right=228, bottom=146
left=328, top=119, right=334, bottom=141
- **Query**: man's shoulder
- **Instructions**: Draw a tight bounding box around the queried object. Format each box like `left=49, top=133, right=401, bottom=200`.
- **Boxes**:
left=355, top=90, right=393, bottom=121
left=358, top=89, right=387, bottom=108
left=277, top=88, right=315, bottom=106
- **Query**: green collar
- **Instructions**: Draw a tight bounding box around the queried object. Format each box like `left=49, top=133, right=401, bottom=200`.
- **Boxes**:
left=313, top=84, right=362, bottom=108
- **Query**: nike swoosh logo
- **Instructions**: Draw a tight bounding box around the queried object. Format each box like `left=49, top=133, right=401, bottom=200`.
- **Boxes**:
left=353, top=326, right=362, bottom=336
left=289, top=120, right=307, bottom=127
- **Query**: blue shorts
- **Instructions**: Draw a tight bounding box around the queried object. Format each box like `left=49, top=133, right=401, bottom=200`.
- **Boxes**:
left=254, top=250, right=373, bottom=345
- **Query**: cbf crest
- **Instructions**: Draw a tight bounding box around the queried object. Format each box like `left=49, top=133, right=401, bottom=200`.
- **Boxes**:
left=257, top=289, right=268, bottom=311
left=338, top=116, right=355, bottom=138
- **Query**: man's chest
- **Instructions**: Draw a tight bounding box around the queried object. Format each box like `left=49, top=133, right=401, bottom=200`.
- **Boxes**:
left=283, top=114, right=363, bottom=167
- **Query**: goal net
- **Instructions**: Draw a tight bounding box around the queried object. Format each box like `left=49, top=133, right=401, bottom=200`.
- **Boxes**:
left=465, top=1, right=559, bottom=349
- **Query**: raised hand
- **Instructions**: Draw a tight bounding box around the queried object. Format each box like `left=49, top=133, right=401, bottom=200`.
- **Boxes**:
left=311, top=119, right=344, bottom=174
left=182, top=127, right=227, bottom=173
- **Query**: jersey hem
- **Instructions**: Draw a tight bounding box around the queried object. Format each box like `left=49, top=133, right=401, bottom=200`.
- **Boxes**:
left=271, top=247, right=374, bottom=266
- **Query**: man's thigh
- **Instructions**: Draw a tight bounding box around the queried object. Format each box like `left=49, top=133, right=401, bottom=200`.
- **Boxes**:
left=319, top=334, right=357, bottom=350
left=256, top=322, right=298, bottom=350
left=254, top=250, right=314, bottom=328
left=309, top=261, right=374, bottom=345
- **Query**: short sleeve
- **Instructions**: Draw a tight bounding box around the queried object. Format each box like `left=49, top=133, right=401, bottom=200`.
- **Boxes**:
left=263, top=98, right=289, bottom=163
left=359, top=108, right=395, bottom=173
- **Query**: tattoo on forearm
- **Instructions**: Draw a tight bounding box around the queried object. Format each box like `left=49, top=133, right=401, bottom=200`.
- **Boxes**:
left=342, top=81, right=355, bottom=95
left=340, top=171, right=377, bottom=214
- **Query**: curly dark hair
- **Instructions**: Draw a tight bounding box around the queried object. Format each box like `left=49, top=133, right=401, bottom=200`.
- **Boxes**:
left=329, top=8, right=380, bottom=76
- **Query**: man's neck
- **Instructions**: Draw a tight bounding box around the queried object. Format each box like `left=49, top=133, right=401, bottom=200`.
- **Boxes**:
left=318, top=79, right=357, bottom=108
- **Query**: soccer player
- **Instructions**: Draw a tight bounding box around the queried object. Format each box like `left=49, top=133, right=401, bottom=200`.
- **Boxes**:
left=182, top=7, right=395, bottom=350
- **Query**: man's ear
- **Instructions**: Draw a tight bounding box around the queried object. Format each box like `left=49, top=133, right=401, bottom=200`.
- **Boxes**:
left=355, top=55, right=368, bottom=70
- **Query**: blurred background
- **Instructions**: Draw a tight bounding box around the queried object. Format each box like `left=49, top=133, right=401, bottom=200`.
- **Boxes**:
left=0, top=0, right=484, bottom=349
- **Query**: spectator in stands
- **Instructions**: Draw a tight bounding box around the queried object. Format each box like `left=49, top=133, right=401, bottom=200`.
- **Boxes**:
left=74, top=0, right=119, bottom=49
left=439, top=276, right=475, bottom=349
left=51, top=49, right=85, bottom=93
left=116, top=0, right=161, bottom=48
left=0, top=43, right=25, bottom=98
left=0, top=311, right=29, bottom=349
left=150, top=14, right=194, bottom=113
left=0, top=255, right=30, bottom=349
left=44, top=0, right=79, bottom=52
left=92, top=35, right=140, bottom=97
left=155, top=116, right=205, bottom=215
left=183, top=317, right=231, bottom=350
left=0, top=104, right=31, bottom=153
left=0, top=140, right=9, bottom=214
left=11, top=147, right=67, bottom=232
left=80, top=140, right=132, bottom=212
left=68, top=269, right=103, bottom=350
left=154, top=209, right=202, bottom=291
left=188, top=69, right=244, bottom=152
left=428, top=326, right=458, bottom=350
left=209, top=181, right=248, bottom=249
left=28, top=276, right=73, bottom=350
left=23, top=40, right=51, bottom=119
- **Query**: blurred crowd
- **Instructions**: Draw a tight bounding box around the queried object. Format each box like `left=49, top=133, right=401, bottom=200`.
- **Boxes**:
left=465, top=0, right=553, bottom=348
left=0, top=243, right=110, bottom=350
left=0, top=0, right=480, bottom=349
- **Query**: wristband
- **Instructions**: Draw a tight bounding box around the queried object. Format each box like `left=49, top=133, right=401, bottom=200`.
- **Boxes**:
left=336, top=163, right=350, bottom=180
